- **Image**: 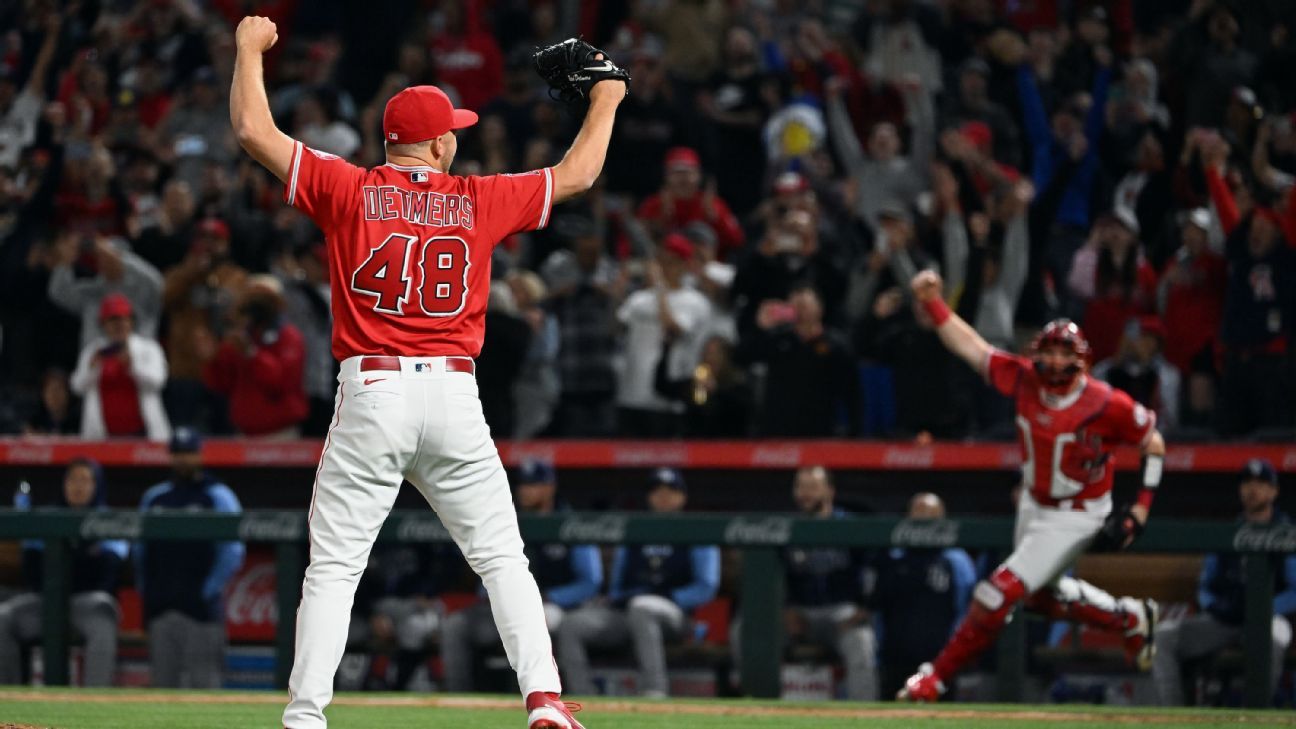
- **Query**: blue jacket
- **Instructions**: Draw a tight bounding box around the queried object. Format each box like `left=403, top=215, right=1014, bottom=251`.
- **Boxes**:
left=1199, top=511, right=1296, bottom=625
left=610, top=543, right=720, bottom=612
left=530, top=542, right=603, bottom=609
left=1018, top=64, right=1111, bottom=229
left=136, top=475, right=245, bottom=622
left=870, top=546, right=977, bottom=665
left=21, top=459, right=128, bottom=595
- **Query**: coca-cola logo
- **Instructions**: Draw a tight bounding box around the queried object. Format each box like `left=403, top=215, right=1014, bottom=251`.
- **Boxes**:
left=225, top=561, right=277, bottom=634
left=5, top=445, right=54, bottom=464
left=395, top=515, right=452, bottom=542
left=890, top=519, right=959, bottom=548
left=751, top=446, right=802, bottom=467
left=558, top=515, right=626, bottom=543
left=130, top=444, right=170, bottom=465
left=611, top=446, right=687, bottom=467
left=80, top=512, right=142, bottom=540
left=1164, top=449, right=1194, bottom=471
left=239, top=513, right=303, bottom=542
left=882, top=447, right=935, bottom=468
left=724, top=516, right=792, bottom=545
left=1233, top=524, right=1296, bottom=553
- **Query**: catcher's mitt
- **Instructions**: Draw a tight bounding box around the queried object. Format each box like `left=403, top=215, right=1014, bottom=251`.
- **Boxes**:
left=533, top=38, right=630, bottom=107
left=1090, top=503, right=1145, bottom=552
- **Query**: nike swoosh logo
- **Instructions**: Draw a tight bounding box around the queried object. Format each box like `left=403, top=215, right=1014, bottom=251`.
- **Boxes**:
left=583, top=61, right=615, bottom=72
left=363, top=378, right=387, bottom=385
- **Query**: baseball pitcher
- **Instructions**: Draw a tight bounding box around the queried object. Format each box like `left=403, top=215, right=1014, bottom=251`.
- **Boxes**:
left=230, top=17, right=628, bottom=729
left=898, top=269, right=1166, bottom=702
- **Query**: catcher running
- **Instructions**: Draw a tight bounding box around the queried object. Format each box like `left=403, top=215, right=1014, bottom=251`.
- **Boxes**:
left=898, top=269, right=1166, bottom=702
left=231, top=17, right=628, bottom=729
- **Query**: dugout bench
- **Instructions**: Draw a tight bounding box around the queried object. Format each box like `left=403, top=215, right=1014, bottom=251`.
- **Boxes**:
left=0, top=510, right=1291, bottom=707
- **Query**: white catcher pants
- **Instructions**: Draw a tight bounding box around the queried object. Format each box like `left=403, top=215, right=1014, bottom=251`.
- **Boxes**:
left=284, top=356, right=560, bottom=729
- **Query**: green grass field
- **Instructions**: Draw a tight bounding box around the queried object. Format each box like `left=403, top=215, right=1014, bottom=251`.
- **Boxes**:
left=1, top=689, right=1294, bottom=729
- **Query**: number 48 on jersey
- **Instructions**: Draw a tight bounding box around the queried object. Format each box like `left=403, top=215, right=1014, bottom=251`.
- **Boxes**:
left=351, top=233, right=470, bottom=317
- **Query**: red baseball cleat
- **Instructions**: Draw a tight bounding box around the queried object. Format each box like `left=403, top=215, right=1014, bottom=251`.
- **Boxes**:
left=526, top=691, right=585, bottom=729
left=896, top=662, right=946, bottom=703
left=1122, top=597, right=1158, bottom=671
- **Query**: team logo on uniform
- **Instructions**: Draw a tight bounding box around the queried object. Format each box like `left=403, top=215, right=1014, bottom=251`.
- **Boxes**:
left=307, top=147, right=340, bottom=161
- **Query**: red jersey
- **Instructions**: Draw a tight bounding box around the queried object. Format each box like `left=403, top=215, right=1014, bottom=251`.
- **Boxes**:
left=284, top=141, right=553, bottom=359
left=987, top=350, right=1156, bottom=507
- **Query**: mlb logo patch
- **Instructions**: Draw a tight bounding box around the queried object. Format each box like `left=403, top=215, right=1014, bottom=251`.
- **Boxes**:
left=411, top=171, right=428, bottom=183
left=415, top=363, right=430, bottom=372
left=388, top=132, right=398, bottom=140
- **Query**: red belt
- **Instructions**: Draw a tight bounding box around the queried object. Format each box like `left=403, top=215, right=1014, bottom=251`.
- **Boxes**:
left=359, top=356, right=475, bottom=375
left=1031, top=493, right=1095, bottom=511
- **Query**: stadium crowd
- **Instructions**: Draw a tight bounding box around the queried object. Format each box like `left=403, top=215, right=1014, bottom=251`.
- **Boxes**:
left=0, top=0, right=1293, bottom=442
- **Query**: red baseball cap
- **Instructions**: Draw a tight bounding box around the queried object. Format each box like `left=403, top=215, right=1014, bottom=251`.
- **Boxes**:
left=383, top=86, right=478, bottom=144
left=197, top=218, right=230, bottom=239
left=664, top=147, right=701, bottom=171
left=662, top=233, right=695, bottom=261
left=98, top=293, right=133, bottom=322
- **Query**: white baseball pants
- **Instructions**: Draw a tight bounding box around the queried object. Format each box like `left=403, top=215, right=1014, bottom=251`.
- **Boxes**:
left=284, top=356, right=560, bottom=729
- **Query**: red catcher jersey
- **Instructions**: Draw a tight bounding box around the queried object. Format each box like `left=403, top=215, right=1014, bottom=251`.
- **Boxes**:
left=284, top=141, right=553, bottom=359
left=986, top=350, right=1156, bottom=506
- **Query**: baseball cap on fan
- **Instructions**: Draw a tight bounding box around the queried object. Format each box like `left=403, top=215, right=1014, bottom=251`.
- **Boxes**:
left=382, top=86, right=479, bottom=144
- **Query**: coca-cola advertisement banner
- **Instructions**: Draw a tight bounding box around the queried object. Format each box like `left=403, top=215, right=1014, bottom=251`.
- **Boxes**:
left=0, top=438, right=1292, bottom=473
left=224, top=548, right=278, bottom=642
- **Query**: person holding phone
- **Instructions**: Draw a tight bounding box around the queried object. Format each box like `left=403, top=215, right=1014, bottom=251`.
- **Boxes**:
left=69, top=293, right=170, bottom=440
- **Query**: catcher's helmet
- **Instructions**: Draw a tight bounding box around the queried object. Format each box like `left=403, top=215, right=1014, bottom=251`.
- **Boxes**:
left=1030, top=319, right=1090, bottom=394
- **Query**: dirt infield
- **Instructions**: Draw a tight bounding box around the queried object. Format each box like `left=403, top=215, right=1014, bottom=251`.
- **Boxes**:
left=2, top=690, right=1293, bottom=725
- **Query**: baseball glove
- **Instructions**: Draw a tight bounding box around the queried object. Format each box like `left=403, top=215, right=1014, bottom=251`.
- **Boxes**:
left=533, top=38, right=630, bottom=107
left=1090, top=504, right=1145, bottom=552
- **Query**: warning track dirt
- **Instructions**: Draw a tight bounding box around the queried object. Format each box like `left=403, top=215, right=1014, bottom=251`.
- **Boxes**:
left=1, top=690, right=1292, bottom=726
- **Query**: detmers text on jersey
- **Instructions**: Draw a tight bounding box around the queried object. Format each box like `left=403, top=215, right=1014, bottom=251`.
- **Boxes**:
left=362, top=185, right=475, bottom=229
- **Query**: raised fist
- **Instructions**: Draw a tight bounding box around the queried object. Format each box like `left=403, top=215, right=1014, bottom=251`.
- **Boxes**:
left=911, top=269, right=944, bottom=303
left=236, top=16, right=278, bottom=53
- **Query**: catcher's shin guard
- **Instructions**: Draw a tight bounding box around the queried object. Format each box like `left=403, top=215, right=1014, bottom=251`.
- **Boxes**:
left=929, top=566, right=1027, bottom=681
left=1024, top=576, right=1134, bottom=632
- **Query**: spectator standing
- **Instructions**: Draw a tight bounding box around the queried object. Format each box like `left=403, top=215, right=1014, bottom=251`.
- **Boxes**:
left=604, top=41, right=686, bottom=203
left=825, top=71, right=933, bottom=231
left=162, top=218, right=248, bottom=430
left=653, top=335, right=752, bottom=438
left=558, top=468, right=720, bottom=697
left=1212, top=202, right=1296, bottom=435
left=1170, top=4, right=1258, bottom=128
left=477, top=282, right=533, bottom=438
left=1158, top=209, right=1227, bottom=376
left=697, top=27, right=776, bottom=217
left=942, top=57, right=1021, bottom=169
left=636, top=148, right=745, bottom=260
left=871, top=493, right=977, bottom=699
left=732, top=466, right=876, bottom=700
left=278, top=242, right=335, bottom=436
left=1153, top=459, right=1295, bottom=705
left=616, top=235, right=712, bottom=438
left=157, top=67, right=236, bottom=195
left=0, top=10, right=59, bottom=168
left=426, top=1, right=504, bottom=112
left=1066, top=210, right=1158, bottom=362
left=746, top=285, right=858, bottom=437
left=543, top=218, right=621, bottom=437
left=0, top=458, right=126, bottom=686
left=1092, top=318, right=1182, bottom=432
left=48, top=234, right=164, bottom=351
left=442, top=458, right=602, bottom=692
left=137, top=429, right=245, bottom=689
left=508, top=271, right=560, bottom=439
left=130, top=179, right=198, bottom=273
left=70, top=294, right=170, bottom=441
left=201, top=276, right=308, bottom=437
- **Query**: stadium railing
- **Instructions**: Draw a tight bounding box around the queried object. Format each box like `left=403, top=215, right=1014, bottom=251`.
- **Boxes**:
left=0, top=509, right=1290, bottom=707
